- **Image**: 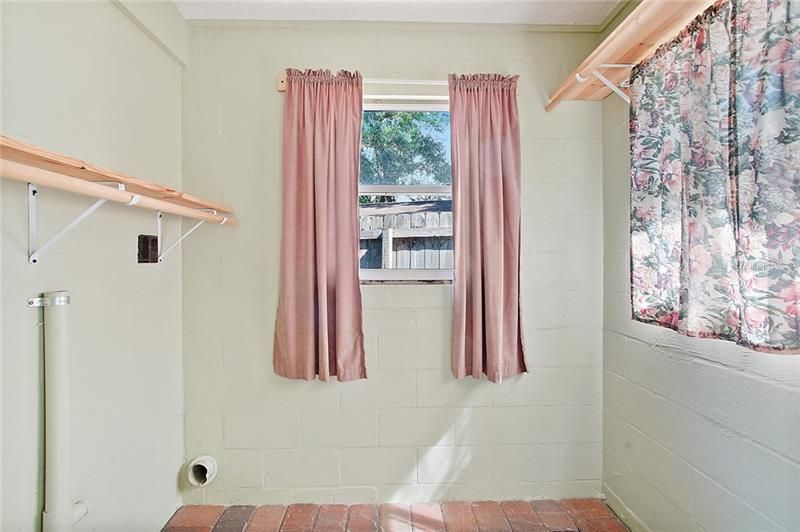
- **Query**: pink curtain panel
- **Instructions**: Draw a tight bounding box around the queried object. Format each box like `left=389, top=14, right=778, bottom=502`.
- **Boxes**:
left=449, top=74, right=527, bottom=382
left=274, top=68, right=367, bottom=381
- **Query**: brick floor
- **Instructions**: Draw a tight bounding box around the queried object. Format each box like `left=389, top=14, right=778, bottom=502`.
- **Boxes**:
left=163, top=499, right=628, bottom=532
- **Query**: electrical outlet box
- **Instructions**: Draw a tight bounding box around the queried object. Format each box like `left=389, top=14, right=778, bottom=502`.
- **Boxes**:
left=138, top=235, right=158, bottom=263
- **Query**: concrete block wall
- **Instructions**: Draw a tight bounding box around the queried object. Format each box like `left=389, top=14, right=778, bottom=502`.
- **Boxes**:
left=181, top=24, right=606, bottom=504
left=601, top=96, right=800, bottom=532
left=1, top=2, right=187, bottom=530
left=183, top=285, right=604, bottom=504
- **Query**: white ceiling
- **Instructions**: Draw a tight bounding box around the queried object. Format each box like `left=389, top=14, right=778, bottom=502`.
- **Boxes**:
left=175, top=0, right=624, bottom=26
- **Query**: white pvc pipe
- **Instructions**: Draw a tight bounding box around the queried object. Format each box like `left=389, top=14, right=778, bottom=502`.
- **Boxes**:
left=39, top=290, right=88, bottom=532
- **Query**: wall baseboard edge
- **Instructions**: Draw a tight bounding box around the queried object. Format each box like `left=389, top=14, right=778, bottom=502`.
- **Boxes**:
left=602, top=482, right=653, bottom=532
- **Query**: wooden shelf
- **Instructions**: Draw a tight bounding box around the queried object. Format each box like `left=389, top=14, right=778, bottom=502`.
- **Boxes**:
left=0, top=134, right=236, bottom=226
left=545, top=0, right=717, bottom=111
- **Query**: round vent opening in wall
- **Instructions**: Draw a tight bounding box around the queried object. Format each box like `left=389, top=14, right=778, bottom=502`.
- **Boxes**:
left=186, top=455, right=218, bottom=487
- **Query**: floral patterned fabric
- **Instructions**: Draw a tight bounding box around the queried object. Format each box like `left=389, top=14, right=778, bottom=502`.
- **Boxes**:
left=629, top=0, right=799, bottom=352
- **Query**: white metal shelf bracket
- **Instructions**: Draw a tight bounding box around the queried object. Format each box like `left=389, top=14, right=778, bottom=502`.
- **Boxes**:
left=575, top=63, right=634, bottom=104
left=27, top=182, right=124, bottom=264
left=156, top=209, right=226, bottom=263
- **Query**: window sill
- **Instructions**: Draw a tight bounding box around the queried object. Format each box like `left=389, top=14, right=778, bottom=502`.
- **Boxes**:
left=360, top=279, right=453, bottom=286
left=360, top=269, right=453, bottom=284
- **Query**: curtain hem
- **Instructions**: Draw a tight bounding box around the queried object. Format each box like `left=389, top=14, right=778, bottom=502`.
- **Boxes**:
left=631, top=315, right=800, bottom=354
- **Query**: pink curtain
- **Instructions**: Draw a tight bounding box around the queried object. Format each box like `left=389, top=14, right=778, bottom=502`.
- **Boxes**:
left=274, top=68, right=367, bottom=381
left=449, top=74, right=526, bottom=383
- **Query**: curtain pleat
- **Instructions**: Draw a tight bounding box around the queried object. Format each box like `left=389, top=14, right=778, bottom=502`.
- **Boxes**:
left=734, top=0, right=800, bottom=352
left=274, top=68, right=367, bottom=381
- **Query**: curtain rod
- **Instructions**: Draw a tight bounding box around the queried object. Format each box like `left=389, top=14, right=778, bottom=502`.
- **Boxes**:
left=363, top=94, right=449, bottom=101
left=277, top=73, right=449, bottom=92
left=277, top=74, right=520, bottom=93
left=278, top=74, right=520, bottom=95
left=363, top=78, right=448, bottom=86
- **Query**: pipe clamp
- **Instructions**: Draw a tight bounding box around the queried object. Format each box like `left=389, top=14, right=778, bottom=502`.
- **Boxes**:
left=28, top=295, right=71, bottom=308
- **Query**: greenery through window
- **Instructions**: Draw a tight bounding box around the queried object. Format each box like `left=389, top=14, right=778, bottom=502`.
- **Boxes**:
left=361, top=111, right=450, bottom=190
left=359, top=109, right=453, bottom=279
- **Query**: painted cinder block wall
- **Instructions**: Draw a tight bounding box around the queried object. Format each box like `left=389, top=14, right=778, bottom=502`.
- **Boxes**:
left=1, top=2, right=187, bottom=530
left=601, top=96, right=800, bottom=532
left=180, top=24, right=605, bottom=504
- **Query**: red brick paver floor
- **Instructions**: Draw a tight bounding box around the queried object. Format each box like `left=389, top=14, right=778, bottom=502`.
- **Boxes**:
left=163, top=500, right=628, bottom=532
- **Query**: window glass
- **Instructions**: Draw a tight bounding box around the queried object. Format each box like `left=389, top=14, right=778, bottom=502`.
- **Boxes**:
left=359, top=194, right=452, bottom=270
left=360, top=111, right=451, bottom=186
left=359, top=110, right=453, bottom=278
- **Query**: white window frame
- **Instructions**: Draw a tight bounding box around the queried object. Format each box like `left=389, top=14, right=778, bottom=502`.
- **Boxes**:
left=359, top=100, right=453, bottom=282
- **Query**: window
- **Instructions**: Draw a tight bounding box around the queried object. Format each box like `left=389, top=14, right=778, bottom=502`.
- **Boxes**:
left=359, top=104, right=452, bottom=282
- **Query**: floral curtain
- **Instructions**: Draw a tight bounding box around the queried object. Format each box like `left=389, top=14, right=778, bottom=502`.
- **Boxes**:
left=629, top=0, right=799, bottom=352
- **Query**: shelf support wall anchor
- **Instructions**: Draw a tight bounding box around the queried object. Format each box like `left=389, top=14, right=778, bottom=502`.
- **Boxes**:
left=153, top=207, right=221, bottom=263
left=573, top=63, right=634, bottom=105
left=591, top=69, right=631, bottom=104
left=157, top=217, right=205, bottom=263
left=27, top=183, right=122, bottom=265
left=157, top=211, right=163, bottom=258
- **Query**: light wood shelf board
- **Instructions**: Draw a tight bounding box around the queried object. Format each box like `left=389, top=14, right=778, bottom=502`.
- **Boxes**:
left=0, top=135, right=234, bottom=215
left=546, top=0, right=718, bottom=111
